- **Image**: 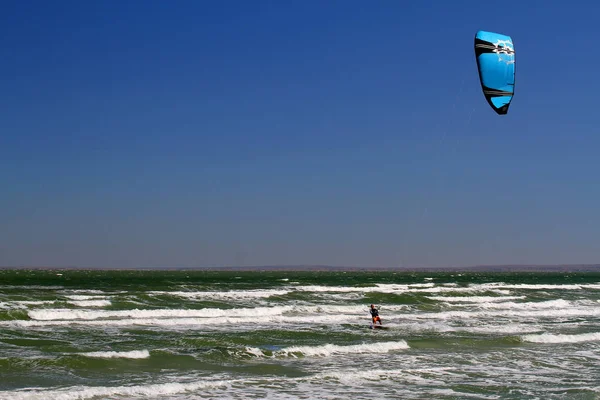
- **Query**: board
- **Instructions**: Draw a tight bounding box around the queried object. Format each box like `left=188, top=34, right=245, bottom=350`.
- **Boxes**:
left=369, top=325, right=389, bottom=330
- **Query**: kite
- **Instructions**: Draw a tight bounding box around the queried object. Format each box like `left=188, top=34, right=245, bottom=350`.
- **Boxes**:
left=474, top=30, right=515, bottom=115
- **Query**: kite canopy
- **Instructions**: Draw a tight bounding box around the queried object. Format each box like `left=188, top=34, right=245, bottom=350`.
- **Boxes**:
left=474, top=30, right=515, bottom=115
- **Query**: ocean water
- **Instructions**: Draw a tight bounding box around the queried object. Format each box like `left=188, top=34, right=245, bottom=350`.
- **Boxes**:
left=1, top=269, right=599, bottom=399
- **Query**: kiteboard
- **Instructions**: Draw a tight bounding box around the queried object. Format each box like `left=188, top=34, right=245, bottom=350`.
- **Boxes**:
left=369, top=324, right=389, bottom=330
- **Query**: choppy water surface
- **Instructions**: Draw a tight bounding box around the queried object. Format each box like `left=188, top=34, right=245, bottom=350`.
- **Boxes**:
left=1, top=269, right=599, bottom=399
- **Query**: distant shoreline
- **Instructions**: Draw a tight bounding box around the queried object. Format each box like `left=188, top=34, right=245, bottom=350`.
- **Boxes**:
left=1, top=264, right=600, bottom=272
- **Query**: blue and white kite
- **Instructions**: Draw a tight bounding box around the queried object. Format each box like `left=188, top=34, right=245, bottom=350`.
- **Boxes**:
left=474, top=30, right=516, bottom=115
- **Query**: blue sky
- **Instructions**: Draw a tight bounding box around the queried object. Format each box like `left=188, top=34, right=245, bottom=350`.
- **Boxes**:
left=1, top=1, right=599, bottom=268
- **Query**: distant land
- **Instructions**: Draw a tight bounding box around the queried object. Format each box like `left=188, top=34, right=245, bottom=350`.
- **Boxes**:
left=1, top=264, right=600, bottom=272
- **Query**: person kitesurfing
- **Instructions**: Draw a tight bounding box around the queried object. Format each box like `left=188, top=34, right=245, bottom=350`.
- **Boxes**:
left=370, top=304, right=382, bottom=326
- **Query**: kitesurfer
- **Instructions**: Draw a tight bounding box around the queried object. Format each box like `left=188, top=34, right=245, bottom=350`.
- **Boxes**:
left=370, top=304, right=382, bottom=326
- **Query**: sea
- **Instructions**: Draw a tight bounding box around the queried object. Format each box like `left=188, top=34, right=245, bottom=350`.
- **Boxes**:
left=1, top=268, right=599, bottom=399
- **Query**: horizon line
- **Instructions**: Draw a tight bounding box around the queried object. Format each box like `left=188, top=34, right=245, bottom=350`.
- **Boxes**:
left=2, top=263, right=600, bottom=272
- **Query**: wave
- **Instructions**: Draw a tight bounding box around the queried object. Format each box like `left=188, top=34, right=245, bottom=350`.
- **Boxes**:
left=522, top=332, right=600, bottom=344
left=5, top=298, right=597, bottom=331
left=0, top=300, right=61, bottom=310
left=406, top=304, right=600, bottom=321
left=147, top=289, right=290, bottom=300
left=75, top=350, right=150, bottom=359
left=247, top=340, right=409, bottom=358
left=0, top=379, right=230, bottom=400
left=426, top=296, right=526, bottom=303
left=66, top=300, right=111, bottom=308
left=64, top=295, right=108, bottom=301
left=475, top=283, right=600, bottom=291
left=4, top=314, right=358, bottom=328
left=26, top=303, right=406, bottom=322
left=28, top=306, right=289, bottom=321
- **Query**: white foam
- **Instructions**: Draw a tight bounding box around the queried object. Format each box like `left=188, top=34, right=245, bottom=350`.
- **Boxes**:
left=64, top=295, right=108, bottom=301
left=77, top=350, right=150, bottom=359
left=406, top=302, right=600, bottom=321
left=105, top=281, right=588, bottom=306
left=427, top=295, right=526, bottom=303
left=461, top=323, right=542, bottom=335
left=0, top=379, right=230, bottom=400
left=281, top=340, right=409, bottom=357
left=475, top=299, right=572, bottom=310
left=10, top=296, right=599, bottom=331
left=148, top=289, right=290, bottom=300
left=247, top=340, right=409, bottom=358
left=408, top=283, right=436, bottom=288
left=6, top=313, right=360, bottom=329
left=28, top=306, right=289, bottom=321
left=310, top=366, right=469, bottom=388
left=289, top=283, right=497, bottom=295
left=66, top=300, right=111, bottom=308
left=67, top=290, right=107, bottom=294
left=474, top=283, right=596, bottom=291
left=0, top=300, right=58, bottom=310
left=522, top=332, right=600, bottom=344
left=26, top=304, right=405, bottom=322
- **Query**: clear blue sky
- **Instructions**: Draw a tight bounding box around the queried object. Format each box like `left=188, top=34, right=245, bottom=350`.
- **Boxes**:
left=2, top=1, right=599, bottom=268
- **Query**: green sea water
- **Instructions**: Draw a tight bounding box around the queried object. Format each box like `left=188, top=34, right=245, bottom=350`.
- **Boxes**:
left=1, top=269, right=599, bottom=399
